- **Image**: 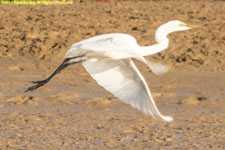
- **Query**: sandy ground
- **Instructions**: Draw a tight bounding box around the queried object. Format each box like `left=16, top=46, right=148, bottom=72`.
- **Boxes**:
left=0, top=1, right=225, bottom=149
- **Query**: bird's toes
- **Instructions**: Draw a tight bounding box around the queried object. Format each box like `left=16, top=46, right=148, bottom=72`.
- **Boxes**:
left=25, top=86, right=35, bottom=93
left=32, top=80, right=42, bottom=84
left=32, top=79, right=48, bottom=84
left=25, top=81, right=46, bottom=92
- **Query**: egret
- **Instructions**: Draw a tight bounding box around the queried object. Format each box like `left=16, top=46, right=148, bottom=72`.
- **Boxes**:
left=25, top=20, right=197, bottom=122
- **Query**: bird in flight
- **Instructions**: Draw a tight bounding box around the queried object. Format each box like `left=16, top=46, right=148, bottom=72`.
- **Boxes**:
left=25, top=20, right=197, bottom=122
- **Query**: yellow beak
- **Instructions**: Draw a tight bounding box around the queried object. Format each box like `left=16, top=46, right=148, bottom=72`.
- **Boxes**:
left=179, top=23, right=201, bottom=29
left=188, top=24, right=201, bottom=28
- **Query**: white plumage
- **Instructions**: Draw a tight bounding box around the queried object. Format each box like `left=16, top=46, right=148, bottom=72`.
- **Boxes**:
left=26, top=20, right=197, bottom=122
left=83, top=58, right=173, bottom=122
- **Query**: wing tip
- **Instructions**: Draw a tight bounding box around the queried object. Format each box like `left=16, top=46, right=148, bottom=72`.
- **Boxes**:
left=162, top=115, right=174, bottom=122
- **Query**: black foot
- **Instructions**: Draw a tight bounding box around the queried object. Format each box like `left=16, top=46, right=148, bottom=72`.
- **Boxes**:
left=25, top=56, right=84, bottom=93
left=25, top=80, right=48, bottom=92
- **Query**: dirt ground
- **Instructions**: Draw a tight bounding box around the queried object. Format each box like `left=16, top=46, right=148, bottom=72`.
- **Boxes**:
left=0, top=1, right=225, bottom=149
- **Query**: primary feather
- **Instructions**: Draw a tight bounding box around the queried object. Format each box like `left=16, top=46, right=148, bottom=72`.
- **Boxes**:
left=83, top=58, right=173, bottom=122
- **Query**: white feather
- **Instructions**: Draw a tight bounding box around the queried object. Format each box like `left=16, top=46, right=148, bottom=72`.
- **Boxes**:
left=82, top=58, right=173, bottom=122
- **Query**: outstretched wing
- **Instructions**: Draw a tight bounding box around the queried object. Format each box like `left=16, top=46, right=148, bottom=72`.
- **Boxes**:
left=82, top=58, right=173, bottom=122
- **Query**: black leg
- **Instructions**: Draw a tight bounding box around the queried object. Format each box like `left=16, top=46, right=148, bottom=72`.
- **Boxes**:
left=25, top=56, right=83, bottom=92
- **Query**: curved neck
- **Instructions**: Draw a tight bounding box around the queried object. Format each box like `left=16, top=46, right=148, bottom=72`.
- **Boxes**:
left=137, top=28, right=169, bottom=56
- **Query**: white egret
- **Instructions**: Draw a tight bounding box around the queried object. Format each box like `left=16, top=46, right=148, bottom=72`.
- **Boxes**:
left=25, top=20, right=196, bottom=122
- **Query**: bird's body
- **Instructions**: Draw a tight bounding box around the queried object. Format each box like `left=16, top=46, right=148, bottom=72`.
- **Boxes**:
left=26, top=20, right=196, bottom=122
left=66, top=33, right=140, bottom=59
left=65, top=32, right=168, bottom=60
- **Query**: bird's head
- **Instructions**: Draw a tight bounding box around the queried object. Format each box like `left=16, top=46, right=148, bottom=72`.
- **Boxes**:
left=163, top=20, right=200, bottom=32
left=161, top=20, right=197, bottom=33
left=155, top=20, right=199, bottom=42
left=169, top=20, right=198, bottom=31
